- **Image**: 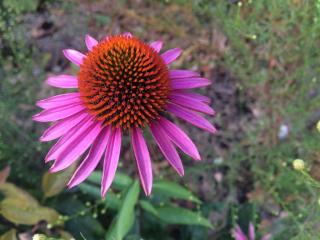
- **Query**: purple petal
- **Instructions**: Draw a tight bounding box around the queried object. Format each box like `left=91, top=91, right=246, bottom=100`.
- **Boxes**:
left=131, top=126, right=153, bottom=196
left=167, top=103, right=216, bottom=133
left=47, top=75, right=78, bottom=88
left=171, top=77, right=211, bottom=90
left=169, top=92, right=215, bottom=115
left=149, top=40, right=163, bottom=52
left=67, top=126, right=111, bottom=188
left=63, top=49, right=85, bottom=66
left=261, top=234, right=272, bottom=240
left=172, top=91, right=211, bottom=104
left=169, top=70, right=200, bottom=79
left=85, top=34, right=98, bottom=51
left=158, top=117, right=200, bottom=160
left=33, top=103, right=85, bottom=122
left=161, top=48, right=182, bottom=64
left=45, top=116, right=93, bottom=162
left=40, top=110, right=87, bottom=142
left=234, top=225, right=248, bottom=240
left=249, top=223, right=255, bottom=240
left=36, top=93, right=81, bottom=109
left=122, top=32, right=132, bottom=38
left=150, top=123, right=184, bottom=176
left=50, top=121, right=102, bottom=172
left=101, top=127, right=122, bottom=197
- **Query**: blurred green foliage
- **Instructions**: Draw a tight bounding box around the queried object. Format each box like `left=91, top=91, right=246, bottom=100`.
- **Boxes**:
left=1, top=0, right=320, bottom=239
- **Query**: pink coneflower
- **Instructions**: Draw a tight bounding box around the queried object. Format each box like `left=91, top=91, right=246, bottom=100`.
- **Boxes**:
left=34, top=33, right=216, bottom=197
left=234, top=223, right=271, bottom=240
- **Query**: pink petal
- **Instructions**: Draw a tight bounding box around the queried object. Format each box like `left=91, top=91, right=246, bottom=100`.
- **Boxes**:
left=161, top=48, right=182, bottom=64
left=169, top=70, right=200, bottom=79
left=101, top=127, right=122, bottom=197
left=149, top=40, right=163, bottom=52
left=46, top=75, right=78, bottom=88
left=122, top=32, right=132, bottom=38
left=33, top=103, right=85, bottom=122
left=234, top=225, right=248, bottom=240
left=85, top=34, right=98, bottom=51
left=50, top=121, right=102, bottom=172
left=150, top=123, right=184, bottom=176
left=40, top=110, right=87, bottom=142
left=173, top=91, right=211, bottom=104
left=167, top=103, right=216, bottom=133
left=45, top=116, right=93, bottom=162
left=63, top=49, right=85, bottom=66
left=169, top=92, right=215, bottom=115
left=261, top=234, right=272, bottom=240
left=131, top=126, right=152, bottom=196
left=158, top=117, right=200, bottom=161
left=36, top=93, right=81, bottom=109
left=249, top=223, right=255, bottom=240
left=67, top=126, right=111, bottom=188
left=171, top=77, right=211, bottom=90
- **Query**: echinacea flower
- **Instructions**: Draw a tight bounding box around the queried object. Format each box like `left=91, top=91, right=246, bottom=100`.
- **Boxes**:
left=233, top=223, right=271, bottom=240
left=34, top=33, right=216, bottom=197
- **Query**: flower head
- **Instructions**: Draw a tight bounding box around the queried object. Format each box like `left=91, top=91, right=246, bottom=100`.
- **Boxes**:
left=317, top=120, right=320, bottom=133
left=293, top=159, right=305, bottom=171
left=34, top=33, right=216, bottom=197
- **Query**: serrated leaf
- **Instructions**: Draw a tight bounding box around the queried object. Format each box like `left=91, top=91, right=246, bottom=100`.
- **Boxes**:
left=0, top=183, right=38, bottom=206
left=0, top=229, right=17, bottom=240
left=139, top=200, right=158, bottom=216
left=153, top=180, right=201, bottom=203
left=155, top=205, right=212, bottom=228
left=87, top=171, right=132, bottom=190
left=42, top=163, right=77, bottom=198
left=78, top=183, right=121, bottom=210
left=0, top=198, right=60, bottom=225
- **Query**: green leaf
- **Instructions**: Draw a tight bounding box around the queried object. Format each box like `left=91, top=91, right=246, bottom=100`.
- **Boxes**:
left=87, top=171, right=132, bottom=190
left=116, top=180, right=140, bottom=240
left=58, top=230, right=74, bottom=240
left=139, top=200, right=158, bottom=216
left=78, top=183, right=121, bottom=210
left=155, top=205, right=212, bottom=229
left=153, top=180, right=201, bottom=203
left=106, top=180, right=139, bottom=240
left=0, top=229, right=17, bottom=240
left=56, top=199, right=104, bottom=239
left=42, top=163, right=77, bottom=198
left=0, top=183, right=38, bottom=207
left=0, top=198, right=60, bottom=225
left=3, top=0, right=39, bottom=13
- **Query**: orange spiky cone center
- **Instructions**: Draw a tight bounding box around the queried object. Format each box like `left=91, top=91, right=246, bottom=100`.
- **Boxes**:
left=78, top=35, right=170, bottom=129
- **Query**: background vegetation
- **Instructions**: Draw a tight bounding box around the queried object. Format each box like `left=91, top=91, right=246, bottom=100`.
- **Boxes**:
left=0, top=0, right=320, bottom=239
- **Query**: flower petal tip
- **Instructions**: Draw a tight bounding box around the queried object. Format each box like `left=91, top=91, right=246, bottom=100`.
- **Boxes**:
left=63, top=49, right=85, bottom=66
left=85, top=34, right=98, bottom=51
left=145, top=190, right=152, bottom=196
left=39, top=136, right=46, bottom=142
left=32, top=114, right=41, bottom=121
left=194, top=154, right=201, bottom=161
left=66, top=182, right=74, bottom=189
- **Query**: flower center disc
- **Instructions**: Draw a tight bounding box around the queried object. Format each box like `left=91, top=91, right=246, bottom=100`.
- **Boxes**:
left=78, top=35, right=170, bottom=129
